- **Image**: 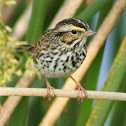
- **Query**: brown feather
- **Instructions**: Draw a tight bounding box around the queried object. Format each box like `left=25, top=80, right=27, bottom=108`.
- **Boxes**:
left=16, top=45, right=35, bottom=54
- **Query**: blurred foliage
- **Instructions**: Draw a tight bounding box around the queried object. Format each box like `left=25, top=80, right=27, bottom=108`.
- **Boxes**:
left=0, top=1, right=23, bottom=86
left=86, top=36, right=126, bottom=126
left=0, top=27, right=22, bottom=86
left=0, top=0, right=16, bottom=6
left=0, top=0, right=126, bottom=126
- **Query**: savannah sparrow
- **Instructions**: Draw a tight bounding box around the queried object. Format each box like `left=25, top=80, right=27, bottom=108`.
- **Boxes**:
left=16, top=18, right=95, bottom=102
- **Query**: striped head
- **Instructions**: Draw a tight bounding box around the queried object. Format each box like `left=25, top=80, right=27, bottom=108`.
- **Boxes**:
left=54, top=18, right=95, bottom=46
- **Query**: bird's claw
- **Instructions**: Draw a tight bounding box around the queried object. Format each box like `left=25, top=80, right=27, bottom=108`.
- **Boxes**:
left=77, top=85, right=87, bottom=103
left=47, top=85, right=55, bottom=101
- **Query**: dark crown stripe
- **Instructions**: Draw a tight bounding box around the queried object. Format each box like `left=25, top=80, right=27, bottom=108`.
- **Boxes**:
left=55, top=18, right=87, bottom=30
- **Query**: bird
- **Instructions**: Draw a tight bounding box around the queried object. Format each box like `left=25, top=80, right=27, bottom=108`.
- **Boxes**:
left=16, top=18, right=95, bottom=102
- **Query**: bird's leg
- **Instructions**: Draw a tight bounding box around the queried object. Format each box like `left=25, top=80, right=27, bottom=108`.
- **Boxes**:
left=69, top=75, right=87, bottom=102
left=45, top=76, right=55, bottom=101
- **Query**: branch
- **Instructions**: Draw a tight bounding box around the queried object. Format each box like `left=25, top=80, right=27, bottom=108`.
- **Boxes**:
left=0, top=87, right=126, bottom=101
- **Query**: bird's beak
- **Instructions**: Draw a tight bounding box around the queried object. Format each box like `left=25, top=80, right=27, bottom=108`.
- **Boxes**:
left=85, top=28, right=96, bottom=37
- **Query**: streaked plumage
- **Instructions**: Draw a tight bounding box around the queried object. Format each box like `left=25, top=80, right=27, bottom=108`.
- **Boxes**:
left=16, top=18, right=95, bottom=102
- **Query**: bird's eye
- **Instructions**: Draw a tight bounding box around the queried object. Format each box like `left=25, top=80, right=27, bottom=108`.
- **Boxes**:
left=71, top=30, right=77, bottom=34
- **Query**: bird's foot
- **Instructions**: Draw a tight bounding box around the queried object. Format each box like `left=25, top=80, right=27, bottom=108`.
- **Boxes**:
left=45, top=76, right=55, bottom=100
left=77, top=84, right=87, bottom=103
left=47, top=84, right=55, bottom=101
left=69, top=75, right=87, bottom=102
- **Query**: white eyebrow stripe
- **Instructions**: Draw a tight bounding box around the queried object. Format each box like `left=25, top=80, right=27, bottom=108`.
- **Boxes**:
left=58, top=24, right=73, bottom=31
left=58, top=25, right=85, bottom=32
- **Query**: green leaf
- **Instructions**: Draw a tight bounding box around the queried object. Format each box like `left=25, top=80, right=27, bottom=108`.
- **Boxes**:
left=77, top=0, right=111, bottom=22
left=97, top=0, right=113, bottom=28
left=86, top=36, right=126, bottom=126
left=27, top=0, right=48, bottom=43
left=6, top=97, right=28, bottom=126
left=110, top=74, right=126, bottom=126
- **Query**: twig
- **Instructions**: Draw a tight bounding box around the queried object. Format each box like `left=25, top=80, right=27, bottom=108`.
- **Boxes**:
left=0, top=87, right=126, bottom=101
left=40, top=0, right=126, bottom=126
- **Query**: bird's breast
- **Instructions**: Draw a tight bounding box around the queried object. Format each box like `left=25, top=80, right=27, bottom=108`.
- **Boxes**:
left=32, top=42, right=87, bottom=78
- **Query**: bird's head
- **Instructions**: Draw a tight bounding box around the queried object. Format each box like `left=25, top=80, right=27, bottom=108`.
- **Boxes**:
left=54, top=18, right=96, bottom=46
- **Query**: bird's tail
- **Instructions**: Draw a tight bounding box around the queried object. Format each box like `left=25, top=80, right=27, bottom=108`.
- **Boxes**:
left=15, top=44, right=35, bottom=53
